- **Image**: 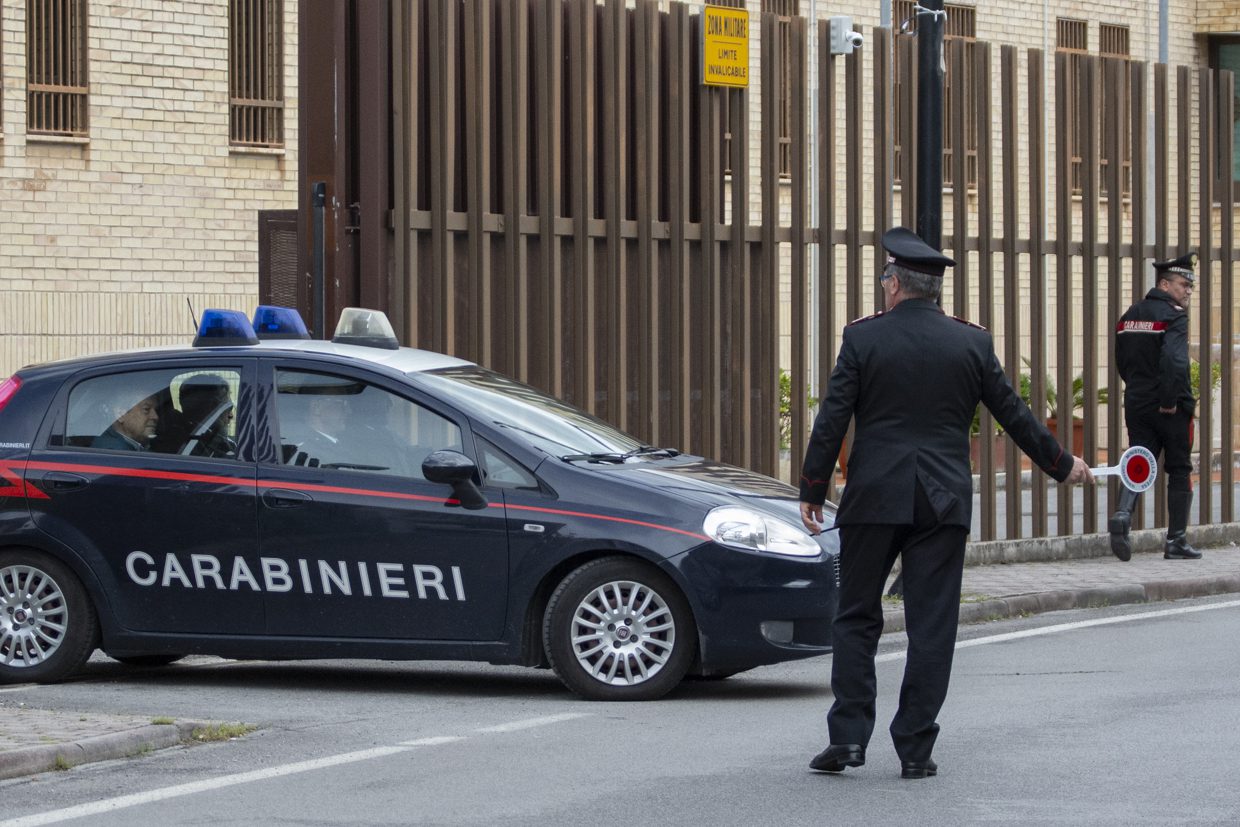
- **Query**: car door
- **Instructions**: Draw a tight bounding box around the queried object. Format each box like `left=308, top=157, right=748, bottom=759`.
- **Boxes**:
left=25, top=360, right=262, bottom=634
left=255, top=360, right=509, bottom=641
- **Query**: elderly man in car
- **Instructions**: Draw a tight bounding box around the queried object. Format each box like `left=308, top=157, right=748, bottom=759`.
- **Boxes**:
left=92, top=392, right=160, bottom=451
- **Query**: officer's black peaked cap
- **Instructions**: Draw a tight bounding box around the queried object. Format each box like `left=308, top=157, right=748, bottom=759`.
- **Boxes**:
left=881, top=226, right=955, bottom=277
left=1153, top=252, right=1197, bottom=284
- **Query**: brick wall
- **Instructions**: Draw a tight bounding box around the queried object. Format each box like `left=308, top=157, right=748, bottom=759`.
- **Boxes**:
left=0, top=0, right=298, bottom=377
left=1196, top=1, right=1239, bottom=33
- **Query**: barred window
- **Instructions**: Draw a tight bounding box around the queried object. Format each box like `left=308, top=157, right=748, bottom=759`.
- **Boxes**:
left=893, top=2, right=977, bottom=189
left=1209, top=36, right=1240, bottom=201
left=26, top=0, right=89, bottom=138
left=763, top=0, right=798, bottom=178
left=1057, top=18, right=1088, bottom=195
left=230, top=0, right=285, bottom=148
left=1099, top=24, right=1131, bottom=199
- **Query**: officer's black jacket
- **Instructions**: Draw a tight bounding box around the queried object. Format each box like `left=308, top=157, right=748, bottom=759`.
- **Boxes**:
left=799, top=298, right=1075, bottom=528
left=1115, top=287, right=1195, bottom=415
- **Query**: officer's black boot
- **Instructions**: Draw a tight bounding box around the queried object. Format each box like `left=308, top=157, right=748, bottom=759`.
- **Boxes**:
left=1164, top=490, right=1202, bottom=560
left=1108, top=488, right=1140, bottom=562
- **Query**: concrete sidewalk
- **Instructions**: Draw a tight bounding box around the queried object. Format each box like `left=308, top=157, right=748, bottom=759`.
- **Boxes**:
left=881, top=525, right=1240, bottom=633
left=1, top=525, right=1238, bottom=782
left=0, top=707, right=204, bottom=781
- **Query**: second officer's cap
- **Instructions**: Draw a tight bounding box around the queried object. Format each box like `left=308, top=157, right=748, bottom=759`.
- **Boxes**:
left=881, top=227, right=956, bottom=277
left=1153, top=252, right=1197, bottom=284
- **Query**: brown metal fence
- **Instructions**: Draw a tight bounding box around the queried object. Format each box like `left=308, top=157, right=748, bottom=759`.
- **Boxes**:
left=385, top=0, right=1238, bottom=541
left=391, top=0, right=785, bottom=473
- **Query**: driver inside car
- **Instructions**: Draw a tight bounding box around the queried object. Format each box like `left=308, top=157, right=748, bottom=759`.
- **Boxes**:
left=151, top=374, right=236, bottom=458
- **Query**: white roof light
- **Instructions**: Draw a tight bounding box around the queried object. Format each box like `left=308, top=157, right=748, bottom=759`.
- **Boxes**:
left=331, top=308, right=400, bottom=350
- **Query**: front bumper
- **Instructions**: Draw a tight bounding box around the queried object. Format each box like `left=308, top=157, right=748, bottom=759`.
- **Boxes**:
left=667, top=538, right=840, bottom=675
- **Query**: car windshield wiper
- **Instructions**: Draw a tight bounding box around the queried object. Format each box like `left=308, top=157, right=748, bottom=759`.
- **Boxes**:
left=560, top=446, right=681, bottom=464
left=619, top=445, right=681, bottom=459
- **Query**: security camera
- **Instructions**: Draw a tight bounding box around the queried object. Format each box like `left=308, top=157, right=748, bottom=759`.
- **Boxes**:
left=829, top=16, right=863, bottom=55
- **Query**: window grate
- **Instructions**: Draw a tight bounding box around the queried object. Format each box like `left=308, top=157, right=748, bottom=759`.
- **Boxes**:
left=1099, top=24, right=1131, bottom=199
left=1100, top=23, right=1128, bottom=58
left=230, top=0, right=285, bottom=148
left=1057, top=18, right=1088, bottom=195
left=1057, top=18, right=1088, bottom=53
left=26, top=0, right=89, bottom=138
left=763, top=0, right=798, bottom=178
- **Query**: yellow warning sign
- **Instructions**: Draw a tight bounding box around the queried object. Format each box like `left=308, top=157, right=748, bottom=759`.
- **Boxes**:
left=702, top=7, right=749, bottom=88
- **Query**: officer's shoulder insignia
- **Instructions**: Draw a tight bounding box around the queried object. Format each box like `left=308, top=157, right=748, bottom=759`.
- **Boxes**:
left=950, top=315, right=987, bottom=331
left=847, top=311, right=884, bottom=326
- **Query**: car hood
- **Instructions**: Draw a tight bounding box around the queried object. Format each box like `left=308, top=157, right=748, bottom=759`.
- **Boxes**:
left=613, top=455, right=836, bottom=526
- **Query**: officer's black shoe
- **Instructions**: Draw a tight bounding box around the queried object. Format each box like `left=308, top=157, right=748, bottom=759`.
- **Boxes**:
left=901, top=759, right=937, bottom=779
left=1108, top=489, right=1139, bottom=562
left=809, top=744, right=865, bottom=773
left=1164, top=533, right=1202, bottom=560
left=1108, top=512, right=1132, bottom=561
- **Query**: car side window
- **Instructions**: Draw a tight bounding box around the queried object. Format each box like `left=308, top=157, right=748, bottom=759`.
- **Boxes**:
left=477, top=438, right=538, bottom=489
left=64, top=368, right=243, bottom=459
left=274, top=369, right=462, bottom=480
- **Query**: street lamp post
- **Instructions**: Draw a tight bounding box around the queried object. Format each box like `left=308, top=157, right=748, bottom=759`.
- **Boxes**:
left=915, top=0, right=946, bottom=249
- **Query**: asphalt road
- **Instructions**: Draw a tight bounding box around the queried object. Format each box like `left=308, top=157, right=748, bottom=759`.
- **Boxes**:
left=2, top=596, right=1238, bottom=826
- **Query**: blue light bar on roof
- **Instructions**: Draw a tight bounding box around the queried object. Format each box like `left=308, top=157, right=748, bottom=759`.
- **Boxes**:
left=252, top=305, right=311, bottom=340
left=192, top=309, right=260, bottom=347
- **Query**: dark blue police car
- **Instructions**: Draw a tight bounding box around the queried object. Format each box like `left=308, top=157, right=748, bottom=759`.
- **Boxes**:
left=0, top=307, right=838, bottom=700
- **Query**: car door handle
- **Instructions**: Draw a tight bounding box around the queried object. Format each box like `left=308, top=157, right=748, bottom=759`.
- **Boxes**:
left=262, top=489, right=313, bottom=508
left=41, top=472, right=89, bottom=492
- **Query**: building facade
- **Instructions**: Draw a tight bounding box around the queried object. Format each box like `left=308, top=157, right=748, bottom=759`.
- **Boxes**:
left=0, top=0, right=298, bottom=377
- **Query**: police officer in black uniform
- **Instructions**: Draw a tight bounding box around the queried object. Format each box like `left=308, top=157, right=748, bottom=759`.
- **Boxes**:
left=799, top=227, right=1093, bottom=779
left=1109, top=253, right=1201, bottom=561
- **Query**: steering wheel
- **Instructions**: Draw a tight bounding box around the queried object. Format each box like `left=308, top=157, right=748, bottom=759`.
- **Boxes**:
left=179, top=401, right=237, bottom=458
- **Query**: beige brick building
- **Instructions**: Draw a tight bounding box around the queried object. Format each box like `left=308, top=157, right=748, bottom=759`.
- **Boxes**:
left=0, top=0, right=1233, bottom=389
left=0, top=0, right=297, bottom=378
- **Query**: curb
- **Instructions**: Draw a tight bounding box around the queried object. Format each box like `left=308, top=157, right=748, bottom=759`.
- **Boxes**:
left=881, top=573, right=1240, bottom=635
left=965, top=523, right=1240, bottom=566
left=0, top=720, right=203, bottom=781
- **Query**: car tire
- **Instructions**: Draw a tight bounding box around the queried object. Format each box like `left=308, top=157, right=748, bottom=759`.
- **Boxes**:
left=543, top=556, right=697, bottom=701
left=0, top=549, right=99, bottom=684
left=110, top=654, right=185, bottom=667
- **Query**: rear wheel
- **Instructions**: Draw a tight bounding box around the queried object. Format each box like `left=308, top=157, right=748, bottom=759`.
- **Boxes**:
left=543, top=557, right=696, bottom=701
left=0, top=550, right=99, bottom=684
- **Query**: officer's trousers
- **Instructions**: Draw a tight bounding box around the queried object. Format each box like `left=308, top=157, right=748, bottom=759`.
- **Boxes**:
left=828, top=484, right=968, bottom=763
left=1125, top=406, right=1194, bottom=493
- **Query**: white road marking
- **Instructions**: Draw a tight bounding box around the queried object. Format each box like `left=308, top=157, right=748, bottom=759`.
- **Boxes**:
left=396, top=735, right=465, bottom=747
left=0, top=712, right=591, bottom=827
left=0, top=745, right=410, bottom=827
left=0, top=685, right=36, bottom=693
left=474, top=712, right=591, bottom=733
left=875, top=598, right=1240, bottom=664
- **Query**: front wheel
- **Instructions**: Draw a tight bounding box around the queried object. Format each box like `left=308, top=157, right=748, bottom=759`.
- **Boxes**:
left=0, top=550, right=99, bottom=684
left=543, top=557, right=697, bottom=701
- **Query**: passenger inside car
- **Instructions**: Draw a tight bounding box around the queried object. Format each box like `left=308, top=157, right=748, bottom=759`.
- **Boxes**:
left=92, top=392, right=160, bottom=451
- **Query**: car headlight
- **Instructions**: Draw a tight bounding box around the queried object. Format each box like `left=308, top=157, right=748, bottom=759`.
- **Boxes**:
left=702, top=506, right=822, bottom=558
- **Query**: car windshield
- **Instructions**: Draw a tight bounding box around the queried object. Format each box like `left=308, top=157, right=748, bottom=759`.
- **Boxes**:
left=416, top=367, right=644, bottom=459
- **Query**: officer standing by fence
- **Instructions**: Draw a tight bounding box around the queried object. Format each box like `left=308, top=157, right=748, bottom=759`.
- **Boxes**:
left=798, top=227, right=1093, bottom=780
left=1109, top=253, right=1202, bottom=562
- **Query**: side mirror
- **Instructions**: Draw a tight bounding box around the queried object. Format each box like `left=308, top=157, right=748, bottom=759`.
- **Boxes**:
left=421, top=449, right=488, bottom=510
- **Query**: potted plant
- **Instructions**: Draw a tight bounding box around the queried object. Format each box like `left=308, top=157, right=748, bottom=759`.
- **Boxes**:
left=970, top=360, right=1109, bottom=471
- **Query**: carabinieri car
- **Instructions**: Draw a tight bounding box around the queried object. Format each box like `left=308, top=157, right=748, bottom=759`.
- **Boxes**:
left=0, top=307, right=839, bottom=700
